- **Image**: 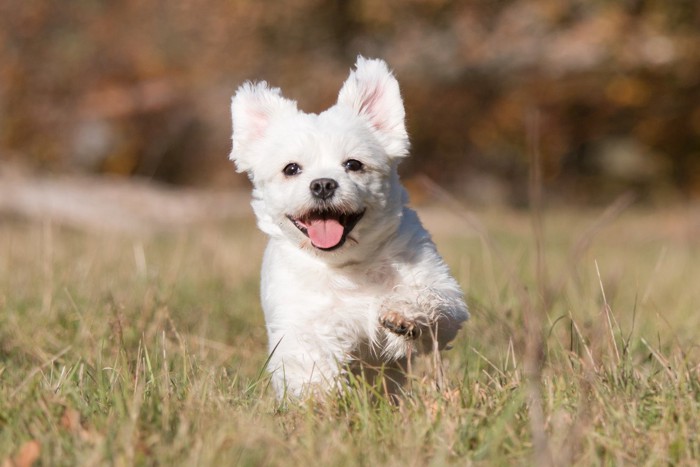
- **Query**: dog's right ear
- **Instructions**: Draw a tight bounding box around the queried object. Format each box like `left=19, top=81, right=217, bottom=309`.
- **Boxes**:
left=230, top=81, right=298, bottom=173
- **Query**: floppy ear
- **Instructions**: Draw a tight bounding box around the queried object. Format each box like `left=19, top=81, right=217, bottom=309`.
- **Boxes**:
left=230, top=81, right=298, bottom=173
left=337, top=56, right=409, bottom=158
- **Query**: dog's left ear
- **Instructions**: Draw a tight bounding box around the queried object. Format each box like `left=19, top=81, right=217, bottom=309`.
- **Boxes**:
left=337, top=56, right=409, bottom=159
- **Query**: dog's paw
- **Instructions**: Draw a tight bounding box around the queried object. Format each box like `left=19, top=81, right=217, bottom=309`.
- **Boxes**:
left=379, top=311, right=420, bottom=339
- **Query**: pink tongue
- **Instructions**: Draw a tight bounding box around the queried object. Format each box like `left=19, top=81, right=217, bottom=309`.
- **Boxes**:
left=307, top=218, right=344, bottom=249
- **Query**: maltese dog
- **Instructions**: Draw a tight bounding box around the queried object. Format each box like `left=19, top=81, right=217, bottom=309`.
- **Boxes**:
left=229, top=57, right=468, bottom=398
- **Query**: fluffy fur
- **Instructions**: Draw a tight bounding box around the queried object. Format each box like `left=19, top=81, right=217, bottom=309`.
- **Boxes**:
left=230, top=56, right=469, bottom=398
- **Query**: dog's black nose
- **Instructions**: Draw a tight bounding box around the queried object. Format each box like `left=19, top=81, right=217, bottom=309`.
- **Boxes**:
left=310, top=178, right=338, bottom=200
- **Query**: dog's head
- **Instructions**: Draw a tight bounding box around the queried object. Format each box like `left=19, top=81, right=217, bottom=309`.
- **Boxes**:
left=230, top=57, right=409, bottom=262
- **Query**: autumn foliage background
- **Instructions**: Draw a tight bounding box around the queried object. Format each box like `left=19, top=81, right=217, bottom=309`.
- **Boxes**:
left=2, top=0, right=700, bottom=204
left=3, top=3, right=700, bottom=464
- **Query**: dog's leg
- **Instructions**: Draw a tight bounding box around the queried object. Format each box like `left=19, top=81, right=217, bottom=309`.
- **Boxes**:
left=377, top=281, right=465, bottom=361
left=266, top=332, right=347, bottom=399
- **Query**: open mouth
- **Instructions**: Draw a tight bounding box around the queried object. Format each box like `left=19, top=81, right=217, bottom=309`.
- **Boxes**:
left=287, top=209, right=365, bottom=251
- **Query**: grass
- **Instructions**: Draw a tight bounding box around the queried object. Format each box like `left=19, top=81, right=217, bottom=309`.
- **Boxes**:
left=1, top=200, right=699, bottom=465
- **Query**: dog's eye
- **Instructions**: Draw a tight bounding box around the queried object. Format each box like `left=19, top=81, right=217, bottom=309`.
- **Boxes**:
left=283, top=163, right=302, bottom=176
left=343, top=159, right=364, bottom=172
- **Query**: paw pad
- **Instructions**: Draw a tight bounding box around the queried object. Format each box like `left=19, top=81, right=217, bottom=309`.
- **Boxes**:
left=380, top=311, right=420, bottom=339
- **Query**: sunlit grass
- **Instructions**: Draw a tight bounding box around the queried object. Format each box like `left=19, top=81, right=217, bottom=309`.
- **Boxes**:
left=1, top=203, right=699, bottom=465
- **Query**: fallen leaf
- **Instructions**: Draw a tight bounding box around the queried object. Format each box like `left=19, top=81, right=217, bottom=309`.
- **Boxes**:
left=13, top=440, right=41, bottom=467
left=60, top=407, right=81, bottom=433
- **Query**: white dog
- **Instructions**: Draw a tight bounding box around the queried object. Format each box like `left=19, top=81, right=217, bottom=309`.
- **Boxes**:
left=229, top=57, right=468, bottom=398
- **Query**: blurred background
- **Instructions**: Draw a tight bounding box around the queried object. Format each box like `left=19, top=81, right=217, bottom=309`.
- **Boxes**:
left=2, top=0, right=700, bottom=208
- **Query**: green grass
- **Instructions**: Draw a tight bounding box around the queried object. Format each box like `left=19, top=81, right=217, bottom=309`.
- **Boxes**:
left=1, top=204, right=699, bottom=465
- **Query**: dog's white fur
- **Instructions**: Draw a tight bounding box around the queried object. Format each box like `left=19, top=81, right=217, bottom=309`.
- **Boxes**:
left=230, top=57, right=468, bottom=398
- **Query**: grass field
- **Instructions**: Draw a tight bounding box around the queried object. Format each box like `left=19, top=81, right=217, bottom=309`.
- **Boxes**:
left=1, top=199, right=699, bottom=465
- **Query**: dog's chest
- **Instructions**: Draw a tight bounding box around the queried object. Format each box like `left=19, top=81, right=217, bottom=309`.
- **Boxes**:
left=263, top=244, right=399, bottom=338
left=302, top=260, right=397, bottom=315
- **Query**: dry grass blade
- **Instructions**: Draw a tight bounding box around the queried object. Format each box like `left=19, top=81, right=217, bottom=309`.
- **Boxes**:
left=595, top=260, right=622, bottom=365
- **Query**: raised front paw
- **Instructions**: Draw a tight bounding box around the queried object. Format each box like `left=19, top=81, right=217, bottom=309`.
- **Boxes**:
left=379, top=310, right=420, bottom=339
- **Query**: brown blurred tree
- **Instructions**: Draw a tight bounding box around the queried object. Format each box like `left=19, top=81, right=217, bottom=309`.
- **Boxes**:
left=1, top=0, right=699, bottom=202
